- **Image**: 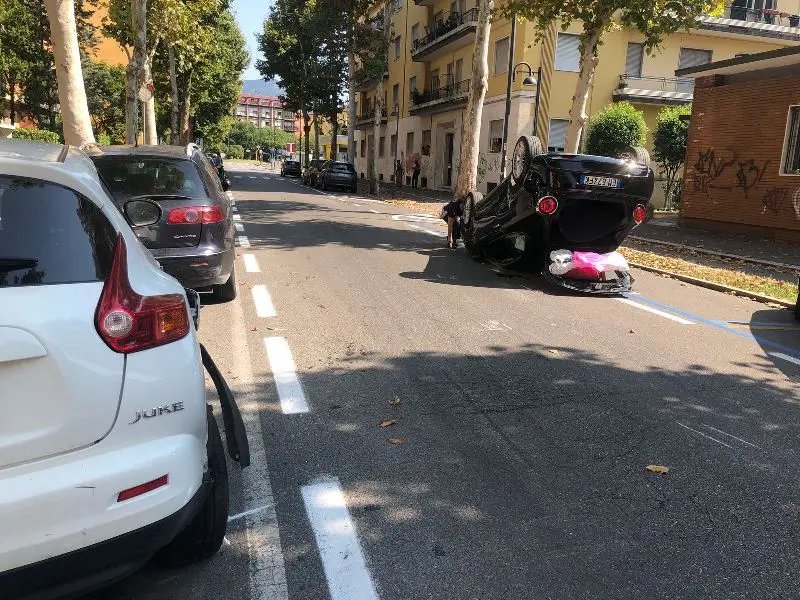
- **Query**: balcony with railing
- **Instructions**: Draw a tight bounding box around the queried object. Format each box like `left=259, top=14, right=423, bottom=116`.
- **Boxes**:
left=696, top=4, right=800, bottom=40
left=613, top=75, right=694, bottom=105
left=410, top=9, right=479, bottom=61
left=354, top=100, right=388, bottom=128
left=409, top=79, right=471, bottom=114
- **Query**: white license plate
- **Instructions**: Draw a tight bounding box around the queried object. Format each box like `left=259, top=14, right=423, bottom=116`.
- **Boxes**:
left=582, top=175, right=621, bottom=188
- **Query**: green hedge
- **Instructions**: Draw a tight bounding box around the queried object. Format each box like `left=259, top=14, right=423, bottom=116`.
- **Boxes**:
left=225, top=144, right=244, bottom=159
left=586, top=102, right=647, bottom=158
left=12, top=128, right=61, bottom=144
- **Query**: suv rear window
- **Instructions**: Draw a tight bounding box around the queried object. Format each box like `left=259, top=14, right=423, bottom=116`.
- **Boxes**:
left=331, top=163, right=355, bottom=173
left=0, top=176, right=117, bottom=287
left=92, top=156, right=207, bottom=202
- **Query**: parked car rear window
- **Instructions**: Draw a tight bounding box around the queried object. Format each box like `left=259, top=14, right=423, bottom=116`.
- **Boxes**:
left=92, top=156, right=207, bottom=202
left=0, top=176, right=117, bottom=288
left=331, top=163, right=355, bottom=173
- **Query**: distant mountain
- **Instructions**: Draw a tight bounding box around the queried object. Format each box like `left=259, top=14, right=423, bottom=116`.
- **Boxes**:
left=241, top=79, right=284, bottom=97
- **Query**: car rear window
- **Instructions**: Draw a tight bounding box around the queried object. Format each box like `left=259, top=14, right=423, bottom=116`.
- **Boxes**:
left=92, top=156, right=207, bottom=202
left=0, top=176, right=117, bottom=288
left=331, top=163, right=355, bottom=173
left=286, top=161, right=299, bottom=166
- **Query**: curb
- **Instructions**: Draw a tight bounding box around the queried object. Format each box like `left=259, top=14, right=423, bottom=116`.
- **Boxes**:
left=628, top=236, right=800, bottom=273
left=628, top=261, right=796, bottom=309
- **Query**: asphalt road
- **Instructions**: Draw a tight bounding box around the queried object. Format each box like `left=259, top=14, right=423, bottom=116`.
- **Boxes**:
left=91, top=160, right=800, bottom=600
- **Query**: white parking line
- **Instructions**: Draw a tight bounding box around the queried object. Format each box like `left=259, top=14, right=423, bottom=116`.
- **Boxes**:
left=235, top=223, right=245, bottom=232
left=233, top=214, right=242, bottom=221
left=769, top=352, right=800, bottom=367
left=369, top=209, right=379, bottom=214
left=265, top=337, right=309, bottom=414
left=243, top=254, right=260, bottom=273
left=237, top=235, right=251, bottom=248
left=228, top=286, right=289, bottom=600
left=616, top=298, right=695, bottom=325
left=301, top=478, right=379, bottom=600
left=677, top=421, right=733, bottom=448
left=252, top=285, right=277, bottom=318
left=409, top=223, right=447, bottom=238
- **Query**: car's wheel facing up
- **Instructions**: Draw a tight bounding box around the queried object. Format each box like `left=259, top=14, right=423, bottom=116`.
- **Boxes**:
left=156, top=407, right=229, bottom=567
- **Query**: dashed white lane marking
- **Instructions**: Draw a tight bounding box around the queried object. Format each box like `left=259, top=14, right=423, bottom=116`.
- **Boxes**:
left=237, top=235, right=251, bottom=248
left=301, top=478, right=379, bottom=600
left=249, top=176, right=257, bottom=179
left=369, top=209, right=379, bottom=213
left=265, top=337, right=309, bottom=414
left=252, top=285, right=277, bottom=318
left=243, top=254, right=260, bottom=273
left=701, top=424, right=759, bottom=448
left=769, top=352, right=800, bottom=367
left=409, top=223, right=447, bottom=238
left=616, top=298, right=695, bottom=325
left=235, top=222, right=245, bottom=232
left=228, top=284, right=289, bottom=600
left=233, top=214, right=242, bottom=221
left=677, top=422, right=733, bottom=449
left=353, top=203, right=361, bottom=206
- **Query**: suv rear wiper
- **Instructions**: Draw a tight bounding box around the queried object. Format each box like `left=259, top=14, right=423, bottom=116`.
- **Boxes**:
left=127, top=194, right=195, bottom=201
left=0, top=257, right=38, bottom=272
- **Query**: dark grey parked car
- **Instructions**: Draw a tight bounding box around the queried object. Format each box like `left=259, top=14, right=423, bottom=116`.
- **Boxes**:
left=319, top=161, right=357, bottom=193
left=89, top=144, right=237, bottom=301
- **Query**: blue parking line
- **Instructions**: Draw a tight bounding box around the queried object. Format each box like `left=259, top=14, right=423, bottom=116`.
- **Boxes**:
left=624, top=293, right=800, bottom=361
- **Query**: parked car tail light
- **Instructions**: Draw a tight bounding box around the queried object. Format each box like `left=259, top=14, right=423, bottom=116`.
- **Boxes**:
left=96, top=234, right=190, bottom=353
left=536, top=196, right=558, bottom=215
left=117, top=474, right=169, bottom=502
left=167, top=206, right=224, bottom=224
left=632, top=204, right=647, bottom=224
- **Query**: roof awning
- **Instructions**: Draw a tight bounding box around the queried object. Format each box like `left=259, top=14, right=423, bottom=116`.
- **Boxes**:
left=675, top=45, right=800, bottom=77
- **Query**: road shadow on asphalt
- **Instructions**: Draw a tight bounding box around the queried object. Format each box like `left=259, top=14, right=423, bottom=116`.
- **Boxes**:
left=747, top=307, right=800, bottom=380
left=262, top=341, right=800, bottom=599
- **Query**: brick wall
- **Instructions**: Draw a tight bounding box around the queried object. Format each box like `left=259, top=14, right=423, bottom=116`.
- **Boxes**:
left=680, top=73, right=800, bottom=243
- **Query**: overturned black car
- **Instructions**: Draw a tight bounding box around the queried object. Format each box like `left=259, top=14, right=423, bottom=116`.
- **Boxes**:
left=462, top=136, right=654, bottom=293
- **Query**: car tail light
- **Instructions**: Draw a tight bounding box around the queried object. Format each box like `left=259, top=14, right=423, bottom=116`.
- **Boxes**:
left=117, top=475, right=169, bottom=502
left=632, top=204, right=647, bottom=224
left=96, top=234, right=190, bottom=353
left=536, top=196, right=558, bottom=215
left=167, top=206, right=224, bottom=224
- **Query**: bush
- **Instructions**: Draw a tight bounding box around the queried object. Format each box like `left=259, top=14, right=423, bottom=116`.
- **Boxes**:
left=225, top=144, right=244, bottom=159
left=653, top=105, right=691, bottom=210
left=12, top=128, right=61, bottom=144
left=97, top=133, right=112, bottom=146
left=586, top=102, right=647, bottom=158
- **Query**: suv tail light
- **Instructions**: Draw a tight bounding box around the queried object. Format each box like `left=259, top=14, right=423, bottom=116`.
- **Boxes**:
left=96, top=234, right=190, bottom=353
left=632, top=204, right=647, bottom=224
left=536, top=196, right=558, bottom=215
left=167, top=206, right=224, bottom=224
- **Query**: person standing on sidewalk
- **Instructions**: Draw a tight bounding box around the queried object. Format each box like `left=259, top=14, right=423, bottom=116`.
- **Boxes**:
left=411, top=159, right=421, bottom=189
left=395, top=160, right=404, bottom=189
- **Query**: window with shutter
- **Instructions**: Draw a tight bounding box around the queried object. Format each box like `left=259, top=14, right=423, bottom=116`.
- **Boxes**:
left=494, top=37, right=510, bottom=74
left=406, top=132, right=414, bottom=155
left=394, top=36, right=401, bottom=59
left=678, top=48, right=712, bottom=70
left=409, top=76, right=417, bottom=92
left=411, top=23, right=419, bottom=43
left=548, top=119, right=569, bottom=152
left=782, top=106, right=800, bottom=175
left=555, top=33, right=580, bottom=72
left=625, top=43, right=643, bottom=78
left=455, top=59, right=463, bottom=82
left=489, top=120, right=503, bottom=153
left=392, top=84, right=399, bottom=110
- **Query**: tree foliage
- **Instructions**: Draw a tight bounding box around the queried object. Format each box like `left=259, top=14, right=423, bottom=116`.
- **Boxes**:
left=653, top=104, right=691, bottom=210
left=11, top=128, right=61, bottom=143
left=83, top=59, right=127, bottom=144
left=499, top=0, right=723, bottom=152
left=585, top=102, right=647, bottom=158
left=227, top=122, right=295, bottom=153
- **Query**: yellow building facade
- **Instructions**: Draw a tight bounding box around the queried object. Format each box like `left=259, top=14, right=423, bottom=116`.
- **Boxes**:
left=353, top=0, right=800, bottom=194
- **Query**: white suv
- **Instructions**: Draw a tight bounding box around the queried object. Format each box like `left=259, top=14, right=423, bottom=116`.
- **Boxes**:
left=0, top=140, right=247, bottom=599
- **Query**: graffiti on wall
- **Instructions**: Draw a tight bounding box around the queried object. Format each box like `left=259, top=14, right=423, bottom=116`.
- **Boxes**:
left=735, top=159, right=770, bottom=198
left=761, top=187, right=800, bottom=219
left=693, top=149, right=736, bottom=195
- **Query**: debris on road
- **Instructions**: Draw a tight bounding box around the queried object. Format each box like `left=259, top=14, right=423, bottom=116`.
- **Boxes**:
left=389, top=396, right=401, bottom=406
left=379, top=419, right=397, bottom=428
left=646, top=464, right=670, bottom=475
left=387, top=437, right=407, bottom=445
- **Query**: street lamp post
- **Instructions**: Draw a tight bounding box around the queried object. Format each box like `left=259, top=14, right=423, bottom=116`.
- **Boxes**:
left=500, top=58, right=539, bottom=179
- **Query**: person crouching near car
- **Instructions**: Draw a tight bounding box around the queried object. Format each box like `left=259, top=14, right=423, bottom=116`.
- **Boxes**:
left=441, top=196, right=466, bottom=249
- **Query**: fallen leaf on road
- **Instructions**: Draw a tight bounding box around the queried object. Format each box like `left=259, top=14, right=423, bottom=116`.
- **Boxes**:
left=378, top=419, right=397, bottom=428
left=388, top=437, right=407, bottom=445
left=629, top=329, right=635, bottom=333
left=389, top=397, right=401, bottom=406
left=646, top=464, right=670, bottom=475
left=547, top=349, right=559, bottom=354
left=251, top=326, right=258, bottom=331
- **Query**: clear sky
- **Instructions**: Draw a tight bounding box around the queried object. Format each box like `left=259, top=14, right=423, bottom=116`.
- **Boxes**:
left=231, top=0, right=273, bottom=80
